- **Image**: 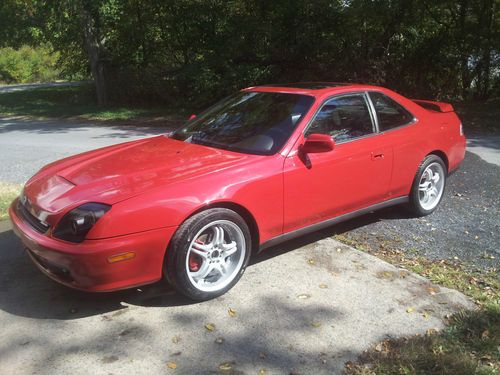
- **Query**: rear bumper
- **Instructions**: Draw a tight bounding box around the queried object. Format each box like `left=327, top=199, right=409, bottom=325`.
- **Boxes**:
left=9, top=199, right=177, bottom=292
left=448, top=135, right=466, bottom=173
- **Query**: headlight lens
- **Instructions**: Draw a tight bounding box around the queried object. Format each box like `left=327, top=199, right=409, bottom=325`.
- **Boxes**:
left=53, top=203, right=111, bottom=243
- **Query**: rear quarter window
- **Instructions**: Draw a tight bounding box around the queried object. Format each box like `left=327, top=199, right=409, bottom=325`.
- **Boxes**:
left=370, top=92, right=414, bottom=131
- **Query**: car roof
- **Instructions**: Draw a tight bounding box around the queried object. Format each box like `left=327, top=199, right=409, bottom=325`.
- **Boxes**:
left=244, top=82, right=384, bottom=96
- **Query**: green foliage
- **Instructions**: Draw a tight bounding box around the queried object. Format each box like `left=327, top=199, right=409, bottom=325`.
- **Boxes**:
left=0, top=1, right=498, bottom=105
left=0, top=45, right=61, bottom=84
left=0, top=183, right=21, bottom=221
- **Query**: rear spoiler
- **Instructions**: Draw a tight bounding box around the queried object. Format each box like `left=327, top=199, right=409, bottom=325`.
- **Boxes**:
left=412, top=99, right=454, bottom=113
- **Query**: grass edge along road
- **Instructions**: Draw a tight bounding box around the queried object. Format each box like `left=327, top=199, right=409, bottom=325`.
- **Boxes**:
left=0, top=182, right=21, bottom=221
left=337, top=234, right=499, bottom=374
left=0, top=83, right=184, bottom=123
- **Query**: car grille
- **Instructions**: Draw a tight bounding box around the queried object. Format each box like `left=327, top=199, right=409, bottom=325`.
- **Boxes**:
left=17, top=200, right=50, bottom=234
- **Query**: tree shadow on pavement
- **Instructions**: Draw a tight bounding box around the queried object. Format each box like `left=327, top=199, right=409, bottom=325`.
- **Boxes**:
left=0, top=205, right=411, bottom=321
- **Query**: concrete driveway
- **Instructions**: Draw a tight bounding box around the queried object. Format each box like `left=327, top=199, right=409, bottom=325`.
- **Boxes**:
left=0, top=221, right=472, bottom=375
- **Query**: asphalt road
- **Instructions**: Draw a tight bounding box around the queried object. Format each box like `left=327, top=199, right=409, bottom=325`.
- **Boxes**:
left=0, top=81, right=88, bottom=93
left=0, top=117, right=170, bottom=184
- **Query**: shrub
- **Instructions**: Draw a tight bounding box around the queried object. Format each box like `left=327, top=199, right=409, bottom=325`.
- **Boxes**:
left=0, top=45, right=61, bottom=84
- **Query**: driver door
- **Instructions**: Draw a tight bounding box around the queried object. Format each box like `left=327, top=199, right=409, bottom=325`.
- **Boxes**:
left=283, top=93, right=393, bottom=233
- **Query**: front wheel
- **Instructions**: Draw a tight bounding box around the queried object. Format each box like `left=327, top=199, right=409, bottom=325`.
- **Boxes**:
left=165, top=208, right=251, bottom=301
left=408, top=154, right=447, bottom=216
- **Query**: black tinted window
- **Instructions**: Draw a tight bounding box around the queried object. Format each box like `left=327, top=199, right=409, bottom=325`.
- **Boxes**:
left=370, top=92, right=414, bottom=131
left=305, top=94, right=374, bottom=142
left=171, top=92, right=314, bottom=155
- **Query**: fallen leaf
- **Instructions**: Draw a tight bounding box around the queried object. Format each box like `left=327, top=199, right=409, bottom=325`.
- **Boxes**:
left=426, top=328, right=437, bottom=336
left=311, top=321, right=322, bottom=328
left=219, top=362, right=232, bottom=371
left=406, top=307, right=414, bottom=313
left=427, top=287, right=438, bottom=295
left=171, top=335, right=180, bottom=344
left=258, top=370, right=266, bottom=375
left=422, top=312, right=429, bottom=319
left=374, top=341, right=389, bottom=353
left=319, top=284, right=328, bottom=289
left=336, top=247, right=342, bottom=253
left=205, top=323, right=215, bottom=332
left=377, top=271, right=395, bottom=280
left=481, top=329, right=490, bottom=338
left=307, top=259, right=316, bottom=265
left=215, top=337, right=224, bottom=344
left=228, top=308, right=237, bottom=317
left=167, top=361, right=177, bottom=369
left=297, top=294, right=310, bottom=299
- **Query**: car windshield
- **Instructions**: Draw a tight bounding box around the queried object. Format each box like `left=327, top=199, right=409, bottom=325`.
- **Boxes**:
left=171, top=91, right=315, bottom=155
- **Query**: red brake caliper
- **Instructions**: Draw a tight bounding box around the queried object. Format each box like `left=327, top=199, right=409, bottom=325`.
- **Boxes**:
left=189, top=240, right=204, bottom=271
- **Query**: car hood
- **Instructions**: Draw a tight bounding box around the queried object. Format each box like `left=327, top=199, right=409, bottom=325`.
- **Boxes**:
left=24, top=136, right=254, bottom=213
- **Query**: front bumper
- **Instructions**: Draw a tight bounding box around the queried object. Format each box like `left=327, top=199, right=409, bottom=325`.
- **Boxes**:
left=9, top=199, right=177, bottom=292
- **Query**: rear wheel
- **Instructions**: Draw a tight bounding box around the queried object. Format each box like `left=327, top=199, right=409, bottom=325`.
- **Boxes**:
left=165, top=208, right=251, bottom=301
left=408, top=155, right=447, bottom=216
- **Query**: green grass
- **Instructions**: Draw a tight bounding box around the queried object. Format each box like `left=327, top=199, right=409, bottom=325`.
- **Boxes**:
left=336, top=235, right=500, bottom=374
left=0, top=182, right=21, bottom=221
left=0, top=84, right=181, bottom=122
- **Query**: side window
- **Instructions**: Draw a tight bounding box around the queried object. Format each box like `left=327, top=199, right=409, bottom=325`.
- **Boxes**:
left=305, top=94, right=374, bottom=142
left=369, top=92, right=414, bottom=131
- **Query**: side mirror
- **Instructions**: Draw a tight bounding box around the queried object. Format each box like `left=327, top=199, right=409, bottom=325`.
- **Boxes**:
left=302, top=133, right=335, bottom=153
left=188, top=114, right=196, bottom=121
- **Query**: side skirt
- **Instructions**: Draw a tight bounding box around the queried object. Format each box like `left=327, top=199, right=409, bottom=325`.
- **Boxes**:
left=258, top=196, right=409, bottom=252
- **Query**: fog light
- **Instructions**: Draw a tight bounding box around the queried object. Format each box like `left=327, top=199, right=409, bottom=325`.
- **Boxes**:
left=108, top=252, right=136, bottom=263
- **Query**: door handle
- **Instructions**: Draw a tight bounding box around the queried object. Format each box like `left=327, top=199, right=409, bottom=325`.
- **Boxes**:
left=371, top=152, right=384, bottom=160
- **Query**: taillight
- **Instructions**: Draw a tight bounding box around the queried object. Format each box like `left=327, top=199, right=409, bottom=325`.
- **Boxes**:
left=459, top=122, right=463, bottom=136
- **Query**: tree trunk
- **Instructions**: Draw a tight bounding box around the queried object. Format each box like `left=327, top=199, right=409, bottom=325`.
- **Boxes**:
left=81, top=1, right=108, bottom=106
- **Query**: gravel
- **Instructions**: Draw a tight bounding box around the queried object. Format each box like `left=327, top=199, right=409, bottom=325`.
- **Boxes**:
left=331, top=151, right=499, bottom=271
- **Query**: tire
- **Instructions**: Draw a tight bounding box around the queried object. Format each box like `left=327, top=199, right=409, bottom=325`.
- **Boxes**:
left=408, top=154, right=447, bottom=216
left=165, top=208, right=252, bottom=301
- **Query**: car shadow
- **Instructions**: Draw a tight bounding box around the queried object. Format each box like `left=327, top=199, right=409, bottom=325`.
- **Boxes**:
left=0, top=205, right=410, bottom=321
left=253, top=205, right=410, bottom=265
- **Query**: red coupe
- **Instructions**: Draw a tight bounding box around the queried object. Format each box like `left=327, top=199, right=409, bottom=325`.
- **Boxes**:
left=9, top=83, right=466, bottom=300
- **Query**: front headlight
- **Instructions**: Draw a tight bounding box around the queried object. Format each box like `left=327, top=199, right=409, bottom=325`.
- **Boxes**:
left=53, top=203, right=111, bottom=243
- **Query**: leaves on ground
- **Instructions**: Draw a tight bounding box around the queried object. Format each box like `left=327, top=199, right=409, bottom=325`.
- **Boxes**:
left=297, top=294, right=310, bottom=299
left=166, top=361, right=177, bottom=369
left=171, top=335, right=180, bottom=344
left=218, top=362, right=233, bottom=371
left=205, top=323, right=215, bottom=332
left=228, top=308, right=237, bottom=317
